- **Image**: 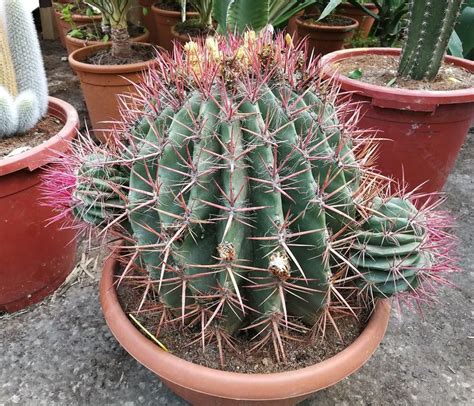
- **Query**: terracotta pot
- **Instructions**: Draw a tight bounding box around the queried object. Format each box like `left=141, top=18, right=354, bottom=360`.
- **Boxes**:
left=139, top=0, right=159, bottom=44
left=0, top=98, right=79, bottom=313
left=320, top=48, right=474, bottom=198
left=65, top=26, right=150, bottom=55
left=54, top=7, right=102, bottom=49
left=336, top=3, right=379, bottom=39
left=170, top=24, right=191, bottom=45
left=151, top=3, right=198, bottom=51
left=296, top=14, right=359, bottom=56
left=68, top=43, right=155, bottom=143
left=100, top=251, right=391, bottom=405
left=287, top=10, right=304, bottom=41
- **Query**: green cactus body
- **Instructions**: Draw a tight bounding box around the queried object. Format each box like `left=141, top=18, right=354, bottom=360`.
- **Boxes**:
left=350, top=197, right=428, bottom=297
left=398, top=0, right=464, bottom=80
left=65, top=35, right=453, bottom=360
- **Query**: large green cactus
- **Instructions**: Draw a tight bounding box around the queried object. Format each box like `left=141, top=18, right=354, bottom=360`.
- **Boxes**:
left=54, top=33, right=455, bottom=362
left=398, top=0, right=464, bottom=81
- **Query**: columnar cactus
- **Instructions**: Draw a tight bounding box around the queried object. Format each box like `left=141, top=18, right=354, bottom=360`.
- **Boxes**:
left=0, top=0, right=48, bottom=138
left=45, top=33, right=456, bottom=363
left=398, top=0, right=464, bottom=81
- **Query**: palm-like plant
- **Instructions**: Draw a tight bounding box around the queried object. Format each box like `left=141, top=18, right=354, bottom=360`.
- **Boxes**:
left=213, top=0, right=317, bottom=34
left=177, top=0, right=214, bottom=34
left=85, top=0, right=133, bottom=58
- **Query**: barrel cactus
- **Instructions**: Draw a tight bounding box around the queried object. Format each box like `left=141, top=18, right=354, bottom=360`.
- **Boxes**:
left=0, top=0, right=48, bottom=137
left=45, top=33, right=456, bottom=363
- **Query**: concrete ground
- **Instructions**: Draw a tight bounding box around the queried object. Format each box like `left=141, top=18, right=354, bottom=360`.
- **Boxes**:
left=0, top=40, right=472, bottom=406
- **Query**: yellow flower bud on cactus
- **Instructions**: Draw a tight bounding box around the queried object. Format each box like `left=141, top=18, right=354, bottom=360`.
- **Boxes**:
left=235, top=45, right=249, bottom=66
left=184, top=41, right=202, bottom=77
left=285, top=33, right=293, bottom=48
left=243, top=30, right=256, bottom=46
left=205, top=37, right=220, bottom=62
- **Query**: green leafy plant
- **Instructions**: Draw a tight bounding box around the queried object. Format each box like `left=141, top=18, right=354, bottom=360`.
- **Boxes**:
left=398, top=0, right=464, bottom=81
left=44, top=33, right=456, bottom=364
left=370, top=0, right=408, bottom=47
left=175, top=0, right=214, bottom=35
left=454, top=0, right=474, bottom=59
left=213, top=0, right=317, bottom=34
left=318, top=0, right=379, bottom=21
left=84, top=0, right=135, bottom=58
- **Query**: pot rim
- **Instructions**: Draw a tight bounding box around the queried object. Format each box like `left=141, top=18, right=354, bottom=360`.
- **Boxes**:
left=337, top=2, right=378, bottom=10
left=151, top=2, right=199, bottom=17
left=296, top=14, right=359, bottom=32
left=68, top=43, right=156, bottom=74
left=66, top=25, right=149, bottom=44
left=100, top=250, right=391, bottom=402
left=0, top=97, right=79, bottom=177
left=319, top=48, right=474, bottom=104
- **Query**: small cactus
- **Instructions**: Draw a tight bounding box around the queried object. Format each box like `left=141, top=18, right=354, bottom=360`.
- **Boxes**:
left=43, top=33, right=457, bottom=364
left=398, top=0, right=464, bottom=81
left=0, top=0, right=48, bottom=138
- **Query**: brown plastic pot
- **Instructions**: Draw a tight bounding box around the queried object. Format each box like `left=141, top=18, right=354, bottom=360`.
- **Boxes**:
left=151, top=3, right=198, bottom=51
left=54, top=7, right=102, bottom=49
left=287, top=10, right=304, bottom=41
left=0, top=97, right=79, bottom=313
left=68, top=43, right=155, bottom=143
left=296, top=14, right=359, bottom=56
left=336, top=3, right=379, bottom=39
left=320, top=48, right=474, bottom=197
left=65, top=26, right=150, bottom=55
left=139, top=0, right=159, bottom=44
left=100, top=251, right=391, bottom=405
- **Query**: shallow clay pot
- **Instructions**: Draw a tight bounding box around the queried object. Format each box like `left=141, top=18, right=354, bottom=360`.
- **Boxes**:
left=100, top=252, right=391, bottom=405
left=151, top=3, right=198, bottom=51
left=296, top=14, right=359, bottom=56
left=65, top=26, right=150, bottom=55
left=0, top=97, right=79, bottom=313
left=336, top=2, right=379, bottom=39
left=54, top=7, right=102, bottom=49
left=320, top=48, right=474, bottom=198
left=139, top=0, right=159, bottom=44
left=68, top=43, right=155, bottom=143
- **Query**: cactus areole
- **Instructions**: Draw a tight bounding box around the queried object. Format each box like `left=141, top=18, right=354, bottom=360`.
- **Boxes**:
left=49, top=33, right=456, bottom=364
left=398, top=0, right=464, bottom=81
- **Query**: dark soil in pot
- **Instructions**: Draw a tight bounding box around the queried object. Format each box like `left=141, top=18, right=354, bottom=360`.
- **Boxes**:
left=301, top=14, right=356, bottom=27
left=173, top=20, right=215, bottom=38
left=336, top=54, right=474, bottom=91
left=153, top=0, right=196, bottom=12
left=116, top=267, right=370, bottom=374
left=0, top=115, right=63, bottom=158
left=86, top=43, right=156, bottom=66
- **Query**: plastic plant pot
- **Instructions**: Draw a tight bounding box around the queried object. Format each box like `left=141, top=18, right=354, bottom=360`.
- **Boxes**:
left=100, top=249, right=391, bottom=406
left=68, top=43, right=155, bottom=143
left=320, top=48, right=474, bottom=197
left=0, top=97, right=79, bottom=313
left=295, top=14, right=359, bottom=56
left=151, top=2, right=198, bottom=52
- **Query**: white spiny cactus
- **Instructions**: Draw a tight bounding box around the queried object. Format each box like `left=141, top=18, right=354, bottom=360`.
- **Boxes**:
left=15, top=90, right=40, bottom=134
left=5, top=0, right=48, bottom=115
left=0, top=0, right=48, bottom=138
left=0, top=87, right=18, bottom=137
